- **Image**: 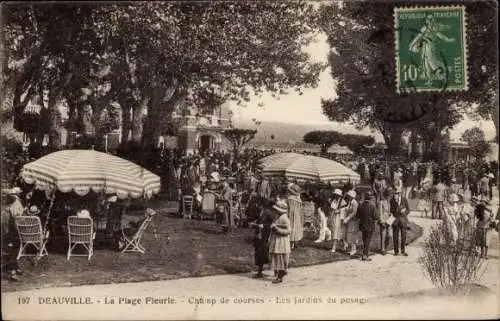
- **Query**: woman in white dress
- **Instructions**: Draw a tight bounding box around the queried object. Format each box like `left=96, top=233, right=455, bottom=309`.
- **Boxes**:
left=443, top=193, right=460, bottom=243
left=343, top=190, right=359, bottom=256
left=287, top=183, right=303, bottom=249
left=314, top=196, right=332, bottom=244
left=378, top=188, right=392, bottom=255
left=330, top=189, right=346, bottom=253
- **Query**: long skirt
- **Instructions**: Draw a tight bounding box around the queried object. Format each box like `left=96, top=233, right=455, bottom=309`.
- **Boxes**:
left=345, top=221, right=359, bottom=244
left=331, top=214, right=344, bottom=240
left=254, top=239, right=269, bottom=266
left=289, top=212, right=303, bottom=242
left=270, top=253, right=290, bottom=271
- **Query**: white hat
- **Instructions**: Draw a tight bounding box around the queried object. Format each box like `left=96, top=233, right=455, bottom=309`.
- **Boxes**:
left=28, top=205, right=40, bottom=215
left=10, top=187, right=22, bottom=194
left=487, top=173, right=495, bottom=179
left=333, top=189, right=343, bottom=197
left=346, top=190, right=356, bottom=198
left=77, top=209, right=91, bottom=218
left=273, top=199, right=288, bottom=213
left=108, top=196, right=118, bottom=202
left=210, top=172, right=220, bottom=182
left=448, top=193, right=460, bottom=203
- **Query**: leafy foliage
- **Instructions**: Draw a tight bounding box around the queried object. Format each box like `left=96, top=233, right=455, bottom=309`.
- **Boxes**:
left=3, top=2, right=324, bottom=149
left=461, top=127, right=491, bottom=160
left=223, top=128, right=258, bottom=152
left=303, top=130, right=374, bottom=154
left=318, top=1, right=498, bottom=154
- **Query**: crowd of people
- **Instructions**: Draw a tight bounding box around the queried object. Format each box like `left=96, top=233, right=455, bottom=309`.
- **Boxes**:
left=2, top=146, right=499, bottom=285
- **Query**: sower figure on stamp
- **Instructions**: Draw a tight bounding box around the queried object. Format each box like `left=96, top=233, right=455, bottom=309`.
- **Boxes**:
left=409, top=15, right=455, bottom=85
left=390, top=188, right=410, bottom=256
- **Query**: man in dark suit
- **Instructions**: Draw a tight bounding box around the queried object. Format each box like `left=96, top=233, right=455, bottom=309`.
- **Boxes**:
left=357, top=191, right=379, bottom=261
left=390, top=189, right=410, bottom=256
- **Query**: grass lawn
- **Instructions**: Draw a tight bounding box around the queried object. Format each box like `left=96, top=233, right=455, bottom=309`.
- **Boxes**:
left=2, top=201, right=423, bottom=292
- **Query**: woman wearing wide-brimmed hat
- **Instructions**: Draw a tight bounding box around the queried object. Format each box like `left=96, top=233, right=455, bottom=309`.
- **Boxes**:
left=378, top=188, right=392, bottom=255
left=286, top=183, right=303, bottom=249
left=330, top=188, right=347, bottom=253
left=343, top=190, right=359, bottom=256
left=268, top=199, right=291, bottom=284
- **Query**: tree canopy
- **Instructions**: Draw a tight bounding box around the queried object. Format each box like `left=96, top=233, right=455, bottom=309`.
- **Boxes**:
left=461, top=126, right=491, bottom=160
left=223, top=128, right=258, bottom=152
left=2, top=2, right=324, bottom=149
left=303, top=130, right=374, bottom=154
left=318, top=1, right=498, bottom=155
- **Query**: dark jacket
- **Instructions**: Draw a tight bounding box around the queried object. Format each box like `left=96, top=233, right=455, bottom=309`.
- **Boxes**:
left=390, top=196, right=410, bottom=225
left=357, top=199, right=378, bottom=232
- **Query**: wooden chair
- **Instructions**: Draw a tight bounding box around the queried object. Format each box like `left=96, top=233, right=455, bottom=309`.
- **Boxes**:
left=182, top=195, right=194, bottom=219
left=201, top=191, right=217, bottom=220
left=15, top=216, right=49, bottom=261
left=67, top=216, right=95, bottom=260
left=121, top=212, right=156, bottom=254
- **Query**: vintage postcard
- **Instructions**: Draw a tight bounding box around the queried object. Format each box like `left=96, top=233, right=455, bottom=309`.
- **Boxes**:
left=1, top=1, right=498, bottom=320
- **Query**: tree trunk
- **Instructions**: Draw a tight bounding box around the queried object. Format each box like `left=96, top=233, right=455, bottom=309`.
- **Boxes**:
left=381, top=126, right=403, bottom=156
left=131, top=97, right=148, bottom=143
left=47, top=93, right=61, bottom=150
left=142, top=85, right=184, bottom=148
left=120, top=105, right=131, bottom=144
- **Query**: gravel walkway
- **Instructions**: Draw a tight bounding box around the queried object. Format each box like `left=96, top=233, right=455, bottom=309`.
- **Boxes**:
left=2, top=211, right=499, bottom=320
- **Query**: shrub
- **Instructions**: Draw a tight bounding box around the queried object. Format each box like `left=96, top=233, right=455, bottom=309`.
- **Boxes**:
left=418, top=221, right=486, bottom=295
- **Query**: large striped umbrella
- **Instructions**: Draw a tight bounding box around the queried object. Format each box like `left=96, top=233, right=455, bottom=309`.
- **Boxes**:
left=260, top=152, right=360, bottom=184
left=21, top=150, right=161, bottom=199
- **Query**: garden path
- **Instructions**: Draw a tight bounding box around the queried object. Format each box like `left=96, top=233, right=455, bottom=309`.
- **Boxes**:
left=2, top=209, right=499, bottom=320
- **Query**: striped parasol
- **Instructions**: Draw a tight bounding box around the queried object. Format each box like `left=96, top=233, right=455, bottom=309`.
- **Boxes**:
left=260, top=152, right=360, bottom=184
left=21, top=150, right=161, bottom=199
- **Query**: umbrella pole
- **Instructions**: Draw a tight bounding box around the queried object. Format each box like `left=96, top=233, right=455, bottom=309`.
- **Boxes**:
left=44, top=190, right=56, bottom=233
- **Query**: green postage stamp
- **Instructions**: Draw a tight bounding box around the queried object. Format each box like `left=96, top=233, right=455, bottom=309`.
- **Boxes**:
left=395, top=6, right=467, bottom=93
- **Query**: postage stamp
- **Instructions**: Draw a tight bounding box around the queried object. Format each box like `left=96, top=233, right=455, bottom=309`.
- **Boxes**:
left=394, top=6, right=468, bottom=93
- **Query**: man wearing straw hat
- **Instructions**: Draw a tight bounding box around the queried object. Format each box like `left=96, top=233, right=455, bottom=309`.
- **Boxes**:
left=390, top=188, right=410, bottom=256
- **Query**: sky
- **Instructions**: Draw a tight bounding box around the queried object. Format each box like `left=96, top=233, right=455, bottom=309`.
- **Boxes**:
left=229, top=32, right=496, bottom=142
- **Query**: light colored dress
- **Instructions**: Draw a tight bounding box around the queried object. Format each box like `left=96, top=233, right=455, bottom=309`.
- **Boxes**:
left=443, top=204, right=460, bottom=242
left=378, top=199, right=391, bottom=225
left=344, top=199, right=359, bottom=244
left=330, top=198, right=346, bottom=240
left=269, top=213, right=291, bottom=271
left=287, top=195, right=303, bottom=242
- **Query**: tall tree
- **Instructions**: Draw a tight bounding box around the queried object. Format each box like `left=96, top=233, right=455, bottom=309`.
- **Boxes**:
left=303, top=130, right=341, bottom=153
left=303, top=130, right=374, bottom=154
left=318, top=1, right=497, bottom=155
left=461, top=127, right=491, bottom=160
left=223, top=128, right=258, bottom=152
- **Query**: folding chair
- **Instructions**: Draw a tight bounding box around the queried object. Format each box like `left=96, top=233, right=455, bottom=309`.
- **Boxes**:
left=182, top=195, right=194, bottom=219
left=15, top=216, right=49, bottom=261
left=121, top=213, right=156, bottom=254
left=67, top=216, right=95, bottom=260
left=201, top=191, right=217, bottom=220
